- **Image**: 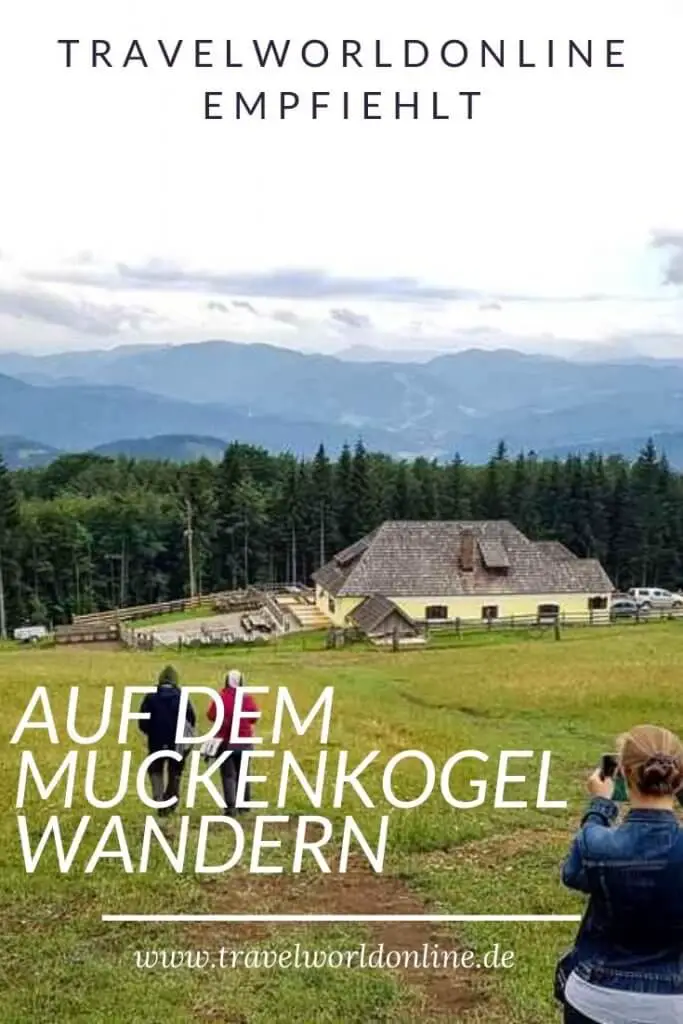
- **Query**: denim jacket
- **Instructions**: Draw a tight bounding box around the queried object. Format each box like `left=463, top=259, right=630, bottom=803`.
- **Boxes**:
left=556, top=797, right=683, bottom=1001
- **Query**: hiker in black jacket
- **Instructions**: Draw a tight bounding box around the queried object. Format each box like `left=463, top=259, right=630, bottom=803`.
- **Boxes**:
left=139, top=665, right=196, bottom=815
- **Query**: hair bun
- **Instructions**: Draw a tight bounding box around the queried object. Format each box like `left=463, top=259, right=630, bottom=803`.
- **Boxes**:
left=620, top=726, right=683, bottom=797
left=638, top=754, right=682, bottom=794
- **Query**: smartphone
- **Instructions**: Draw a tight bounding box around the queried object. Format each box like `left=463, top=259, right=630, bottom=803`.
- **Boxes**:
left=600, top=753, right=628, bottom=801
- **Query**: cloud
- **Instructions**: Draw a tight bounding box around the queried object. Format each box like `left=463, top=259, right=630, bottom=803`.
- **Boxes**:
left=25, top=258, right=641, bottom=307
left=651, top=230, right=683, bottom=285
left=479, top=301, right=502, bottom=312
left=71, top=250, right=96, bottom=266
left=27, top=260, right=483, bottom=303
left=271, top=309, right=302, bottom=326
left=232, top=299, right=259, bottom=315
left=0, top=284, right=160, bottom=336
left=329, top=307, right=372, bottom=329
left=207, top=300, right=230, bottom=314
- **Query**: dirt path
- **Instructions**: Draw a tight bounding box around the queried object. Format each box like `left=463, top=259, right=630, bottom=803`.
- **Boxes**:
left=181, top=825, right=566, bottom=1022
left=188, top=863, right=492, bottom=1022
left=417, top=825, right=570, bottom=872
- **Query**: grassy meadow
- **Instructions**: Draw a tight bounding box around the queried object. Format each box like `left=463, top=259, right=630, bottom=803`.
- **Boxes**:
left=2, top=623, right=683, bottom=1023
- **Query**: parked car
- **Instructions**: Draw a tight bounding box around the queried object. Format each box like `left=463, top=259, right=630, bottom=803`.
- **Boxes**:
left=628, top=587, right=683, bottom=610
left=13, top=625, right=48, bottom=643
left=610, top=597, right=639, bottom=619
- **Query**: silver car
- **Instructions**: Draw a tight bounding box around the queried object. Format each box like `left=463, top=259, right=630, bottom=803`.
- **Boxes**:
left=610, top=597, right=639, bottom=619
left=628, top=587, right=683, bottom=610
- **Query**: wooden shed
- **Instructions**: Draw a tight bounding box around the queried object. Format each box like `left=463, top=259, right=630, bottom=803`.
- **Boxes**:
left=349, top=594, right=418, bottom=639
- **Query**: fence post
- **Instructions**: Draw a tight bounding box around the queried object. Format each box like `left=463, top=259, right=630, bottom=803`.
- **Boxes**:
left=456, top=616, right=461, bottom=638
left=554, top=620, right=561, bottom=641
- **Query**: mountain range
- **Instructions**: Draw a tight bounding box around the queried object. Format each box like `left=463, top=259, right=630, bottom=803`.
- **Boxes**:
left=1, top=340, right=683, bottom=468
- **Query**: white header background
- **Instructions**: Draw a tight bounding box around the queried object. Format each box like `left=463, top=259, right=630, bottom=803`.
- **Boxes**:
left=0, top=1, right=682, bottom=355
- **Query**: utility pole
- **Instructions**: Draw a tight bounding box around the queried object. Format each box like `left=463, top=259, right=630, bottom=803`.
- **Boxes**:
left=184, top=500, right=196, bottom=599
left=319, top=501, right=326, bottom=568
left=119, top=538, right=127, bottom=607
left=74, top=552, right=81, bottom=615
left=85, top=536, right=93, bottom=611
left=291, top=522, right=297, bottom=585
left=105, top=553, right=119, bottom=608
left=243, top=520, right=249, bottom=587
left=0, top=554, right=6, bottom=641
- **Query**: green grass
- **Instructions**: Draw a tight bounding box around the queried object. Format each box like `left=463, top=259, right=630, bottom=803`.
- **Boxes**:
left=128, top=605, right=217, bottom=629
left=2, top=622, right=683, bottom=1022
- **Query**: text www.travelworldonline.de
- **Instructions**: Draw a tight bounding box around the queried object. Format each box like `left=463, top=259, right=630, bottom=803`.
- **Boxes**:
left=133, top=942, right=516, bottom=971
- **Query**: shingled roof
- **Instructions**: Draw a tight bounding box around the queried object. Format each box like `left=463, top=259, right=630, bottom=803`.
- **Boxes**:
left=533, top=541, right=577, bottom=562
left=314, top=530, right=378, bottom=594
left=349, top=594, right=417, bottom=635
left=313, top=521, right=613, bottom=598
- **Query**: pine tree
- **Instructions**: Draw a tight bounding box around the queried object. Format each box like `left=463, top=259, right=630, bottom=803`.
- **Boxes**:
left=629, top=440, right=665, bottom=585
left=335, top=443, right=354, bottom=547
left=0, top=456, right=20, bottom=638
left=584, top=454, right=610, bottom=563
left=412, top=457, right=439, bottom=519
left=212, top=443, right=247, bottom=588
left=563, top=456, right=594, bottom=557
left=442, top=454, right=472, bottom=519
left=311, top=444, right=336, bottom=568
left=391, top=462, right=414, bottom=519
left=271, top=457, right=305, bottom=583
left=606, top=458, right=634, bottom=589
left=479, top=442, right=510, bottom=519
left=652, top=452, right=680, bottom=586
left=508, top=452, right=539, bottom=535
left=536, top=458, right=568, bottom=540
left=349, top=439, right=375, bottom=539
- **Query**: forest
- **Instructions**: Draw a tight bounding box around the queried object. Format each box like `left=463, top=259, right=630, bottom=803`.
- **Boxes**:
left=0, top=438, right=680, bottom=633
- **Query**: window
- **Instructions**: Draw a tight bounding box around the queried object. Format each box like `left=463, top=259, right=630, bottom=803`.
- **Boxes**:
left=588, top=596, right=608, bottom=610
left=481, top=605, right=499, bottom=620
left=425, top=605, right=448, bottom=620
left=328, top=596, right=336, bottom=614
left=537, top=603, right=560, bottom=622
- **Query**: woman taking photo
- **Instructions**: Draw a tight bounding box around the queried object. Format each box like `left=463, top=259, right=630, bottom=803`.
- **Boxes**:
left=557, top=724, right=683, bottom=1023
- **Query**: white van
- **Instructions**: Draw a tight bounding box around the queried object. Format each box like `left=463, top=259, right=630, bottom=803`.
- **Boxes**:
left=13, top=625, right=48, bottom=643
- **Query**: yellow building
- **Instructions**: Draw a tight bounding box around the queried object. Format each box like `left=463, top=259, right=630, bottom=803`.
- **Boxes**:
left=313, top=521, right=614, bottom=631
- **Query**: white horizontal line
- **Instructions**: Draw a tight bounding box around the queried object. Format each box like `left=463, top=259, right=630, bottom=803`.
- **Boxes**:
left=102, top=913, right=581, bottom=923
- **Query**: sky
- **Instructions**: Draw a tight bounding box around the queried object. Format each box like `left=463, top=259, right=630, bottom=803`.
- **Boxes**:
left=1, top=0, right=682, bottom=359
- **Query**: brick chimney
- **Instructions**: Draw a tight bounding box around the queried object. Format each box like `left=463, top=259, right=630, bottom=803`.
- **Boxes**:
left=460, top=529, right=475, bottom=572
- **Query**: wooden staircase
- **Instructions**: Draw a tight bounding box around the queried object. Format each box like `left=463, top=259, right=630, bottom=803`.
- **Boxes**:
left=275, top=592, right=332, bottom=631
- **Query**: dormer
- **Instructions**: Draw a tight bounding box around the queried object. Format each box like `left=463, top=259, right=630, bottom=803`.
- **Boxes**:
left=478, top=538, right=510, bottom=574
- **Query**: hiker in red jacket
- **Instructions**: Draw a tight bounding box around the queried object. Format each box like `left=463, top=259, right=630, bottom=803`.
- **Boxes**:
left=207, top=669, right=259, bottom=815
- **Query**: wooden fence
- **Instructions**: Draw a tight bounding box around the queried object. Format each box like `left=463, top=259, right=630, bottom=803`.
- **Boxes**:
left=52, top=588, right=683, bottom=648
left=71, top=589, right=255, bottom=628
left=55, top=622, right=120, bottom=645
left=421, top=606, right=683, bottom=636
left=70, top=584, right=313, bottom=630
left=257, top=589, right=289, bottom=630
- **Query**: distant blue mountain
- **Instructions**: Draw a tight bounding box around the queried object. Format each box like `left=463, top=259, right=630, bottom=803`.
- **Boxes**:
left=2, top=342, right=683, bottom=464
